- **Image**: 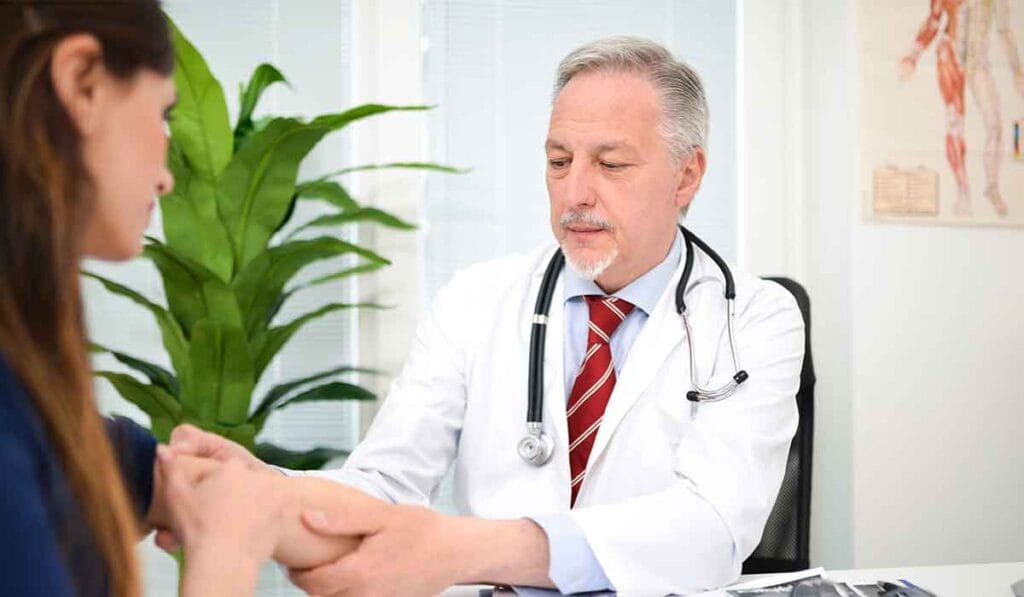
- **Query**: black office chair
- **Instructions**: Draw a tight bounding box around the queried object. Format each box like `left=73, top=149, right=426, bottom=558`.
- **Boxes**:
left=741, top=277, right=815, bottom=574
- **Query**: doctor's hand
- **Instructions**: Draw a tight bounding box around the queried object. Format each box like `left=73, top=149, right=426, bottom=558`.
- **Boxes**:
left=288, top=504, right=462, bottom=597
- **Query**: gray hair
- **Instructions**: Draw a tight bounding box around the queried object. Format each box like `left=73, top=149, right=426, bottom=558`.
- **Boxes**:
left=553, top=36, right=709, bottom=162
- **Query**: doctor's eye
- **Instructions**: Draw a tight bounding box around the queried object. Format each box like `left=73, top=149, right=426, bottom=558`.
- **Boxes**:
left=548, top=158, right=570, bottom=170
left=600, top=162, right=626, bottom=171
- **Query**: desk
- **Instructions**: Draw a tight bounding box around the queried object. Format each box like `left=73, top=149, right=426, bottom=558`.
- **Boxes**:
left=443, top=561, right=1024, bottom=596
left=820, top=562, right=1022, bottom=596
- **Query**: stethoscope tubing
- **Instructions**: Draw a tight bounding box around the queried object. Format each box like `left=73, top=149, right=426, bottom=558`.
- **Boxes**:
left=521, top=225, right=748, bottom=466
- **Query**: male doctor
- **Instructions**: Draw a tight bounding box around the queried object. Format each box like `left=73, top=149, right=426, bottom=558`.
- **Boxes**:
left=170, top=37, right=805, bottom=595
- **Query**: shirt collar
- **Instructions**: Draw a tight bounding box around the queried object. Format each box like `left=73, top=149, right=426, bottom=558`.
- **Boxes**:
left=562, top=230, right=682, bottom=316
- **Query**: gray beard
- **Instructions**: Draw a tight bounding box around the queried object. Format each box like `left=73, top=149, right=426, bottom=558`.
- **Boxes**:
left=561, top=246, right=619, bottom=281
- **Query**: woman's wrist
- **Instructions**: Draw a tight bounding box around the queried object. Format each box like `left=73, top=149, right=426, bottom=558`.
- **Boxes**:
left=183, top=543, right=263, bottom=596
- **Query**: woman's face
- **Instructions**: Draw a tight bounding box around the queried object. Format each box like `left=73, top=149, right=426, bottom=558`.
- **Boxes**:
left=78, top=68, right=176, bottom=260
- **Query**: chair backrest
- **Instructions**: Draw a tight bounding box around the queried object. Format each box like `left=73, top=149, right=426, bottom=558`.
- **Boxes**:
left=742, top=277, right=816, bottom=574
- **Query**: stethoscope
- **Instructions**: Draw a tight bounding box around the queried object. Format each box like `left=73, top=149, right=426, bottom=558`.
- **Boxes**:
left=517, top=225, right=749, bottom=466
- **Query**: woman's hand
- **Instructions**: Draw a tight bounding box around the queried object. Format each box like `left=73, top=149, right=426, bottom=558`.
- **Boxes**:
left=151, top=424, right=269, bottom=550
left=157, top=446, right=289, bottom=596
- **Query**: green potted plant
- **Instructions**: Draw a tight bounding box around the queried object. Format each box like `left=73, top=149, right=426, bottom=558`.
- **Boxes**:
left=88, top=19, right=456, bottom=469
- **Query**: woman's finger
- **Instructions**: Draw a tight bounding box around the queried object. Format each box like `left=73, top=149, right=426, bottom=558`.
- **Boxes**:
left=156, top=445, right=199, bottom=540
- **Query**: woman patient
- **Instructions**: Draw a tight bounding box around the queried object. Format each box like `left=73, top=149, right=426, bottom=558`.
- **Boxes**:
left=0, top=1, right=371, bottom=595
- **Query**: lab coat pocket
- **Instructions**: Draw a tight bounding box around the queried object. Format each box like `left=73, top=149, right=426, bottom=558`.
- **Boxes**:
left=649, top=354, right=698, bottom=434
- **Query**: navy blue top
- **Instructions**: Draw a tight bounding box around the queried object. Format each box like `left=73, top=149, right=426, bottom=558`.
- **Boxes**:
left=0, top=356, right=157, bottom=596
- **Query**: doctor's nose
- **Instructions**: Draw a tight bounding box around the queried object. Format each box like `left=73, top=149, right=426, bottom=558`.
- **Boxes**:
left=564, top=162, right=597, bottom=209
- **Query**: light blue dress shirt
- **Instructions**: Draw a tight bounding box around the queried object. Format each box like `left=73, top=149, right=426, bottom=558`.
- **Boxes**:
left=528, top=231, right=682, bottom=594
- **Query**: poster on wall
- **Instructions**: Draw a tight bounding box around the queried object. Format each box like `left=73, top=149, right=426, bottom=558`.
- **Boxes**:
left=859, top=0, right=1024, bottom=226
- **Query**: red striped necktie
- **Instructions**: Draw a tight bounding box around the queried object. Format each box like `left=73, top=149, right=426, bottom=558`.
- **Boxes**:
left=567, top=295, right=635, bottom=506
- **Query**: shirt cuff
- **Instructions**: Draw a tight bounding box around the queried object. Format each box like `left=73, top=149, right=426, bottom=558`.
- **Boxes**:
left=527, top=513, right=614, bottom=594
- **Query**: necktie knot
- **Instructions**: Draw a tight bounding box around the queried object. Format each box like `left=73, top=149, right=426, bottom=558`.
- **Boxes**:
left=583, top=295, right=635, bottom=342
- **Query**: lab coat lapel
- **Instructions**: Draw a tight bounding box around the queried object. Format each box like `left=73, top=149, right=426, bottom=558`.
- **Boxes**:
left=586, top=242, right=710, bottom=469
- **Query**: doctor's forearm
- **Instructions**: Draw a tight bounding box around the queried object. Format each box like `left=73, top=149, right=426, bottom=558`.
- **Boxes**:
left=441, top=517, right=557, bottom=588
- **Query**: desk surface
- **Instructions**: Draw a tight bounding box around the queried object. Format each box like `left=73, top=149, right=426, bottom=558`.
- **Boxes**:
left=823, top=561, right=1023, bottom=596
left=443, top=561, right=1024, bottom=596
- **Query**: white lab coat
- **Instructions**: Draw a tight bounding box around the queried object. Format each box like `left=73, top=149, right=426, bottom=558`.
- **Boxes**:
left=306, top=241, right=805, bottom=595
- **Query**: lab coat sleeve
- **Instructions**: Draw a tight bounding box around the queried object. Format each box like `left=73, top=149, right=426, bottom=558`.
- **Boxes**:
left=295, top=270, right=472, bottom=505
left=570, top=281, right=805, bottom=594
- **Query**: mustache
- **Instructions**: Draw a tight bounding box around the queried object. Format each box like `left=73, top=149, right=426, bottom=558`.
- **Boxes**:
left=559, top=211, right=613, bottom=231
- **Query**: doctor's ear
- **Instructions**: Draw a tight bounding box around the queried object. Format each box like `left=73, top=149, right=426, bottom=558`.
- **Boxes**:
left=673, top=147, right=707, bottom=211
left=49, top=33, right=107, bottom=136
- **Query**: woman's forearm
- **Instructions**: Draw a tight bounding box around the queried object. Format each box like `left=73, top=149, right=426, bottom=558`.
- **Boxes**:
left=271, top=475, right=371, bottom=569
left=181, top=543, right=261, bottom=597
left=151, top=455, right=374, bottom=570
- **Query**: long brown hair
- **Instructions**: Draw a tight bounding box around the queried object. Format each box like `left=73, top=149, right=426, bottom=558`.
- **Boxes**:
left=0, top=2, right=173, bottom=596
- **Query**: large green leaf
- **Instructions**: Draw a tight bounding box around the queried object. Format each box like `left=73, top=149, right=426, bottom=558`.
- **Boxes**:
left=184, top=319, right=255, bottom=426
left=295, top=262, right=388, bottom=292
left=295, top=179, right=359, bottom=211
left=310, top=103, right=430, bottom=128
left=285, top=206, right=416, bottom=241
left=151, top=417, right=175, bottom=444
left=232, top=237, right=389, bottom=337
left=236, top=63, right=288, bottom=135
left=162, top=142, right=235, bottom=281
left=267, top=262, right=387, bottom=324
left=167, top=18, right=232, bottom=182
left=302, top=161, right=466, bottom=187
left=96, top=371, right=181, bottom=421
left=274, top=179, right=355, bottom=235
left=274, top=380, right=375, bottom=410
left=249, top=365, right=380, bottom=431
left=91, top=343, right=179, bottom=397
left=217, top=105, right=430, bottom=269
left=254, top=443, right=347, bottom=470
left=143, top=239, right=243, bottom=332
left=251, top=302, right=385, bottom=379
left=83, top=273, right=191, bottom=383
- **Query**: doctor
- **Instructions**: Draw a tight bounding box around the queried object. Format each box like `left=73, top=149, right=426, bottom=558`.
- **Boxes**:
left=170, top=36, right=805, bottom=595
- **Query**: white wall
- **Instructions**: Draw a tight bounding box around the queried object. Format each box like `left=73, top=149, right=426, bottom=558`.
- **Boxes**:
left=744, top=0, right=1024, bottom=570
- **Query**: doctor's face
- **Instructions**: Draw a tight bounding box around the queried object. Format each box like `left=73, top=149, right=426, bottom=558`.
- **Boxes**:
left=545, top=70, right=705, bottom=293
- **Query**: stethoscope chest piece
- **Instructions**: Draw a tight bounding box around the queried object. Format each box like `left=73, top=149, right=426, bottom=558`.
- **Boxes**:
left=519, top=225, right=747, bottom=466
left=517, top=423, right=554, bottom=465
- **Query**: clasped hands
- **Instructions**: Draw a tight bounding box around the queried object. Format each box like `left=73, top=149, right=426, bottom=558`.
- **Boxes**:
left=147, top=425, right=463, bottom=596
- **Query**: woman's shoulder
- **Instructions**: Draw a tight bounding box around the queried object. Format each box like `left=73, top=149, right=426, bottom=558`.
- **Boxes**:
left=0, top=357, right=83, bottom=596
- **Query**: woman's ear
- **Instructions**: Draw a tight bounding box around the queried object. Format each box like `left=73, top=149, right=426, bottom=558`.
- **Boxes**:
left=49, top=33, right=105, bottom=135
